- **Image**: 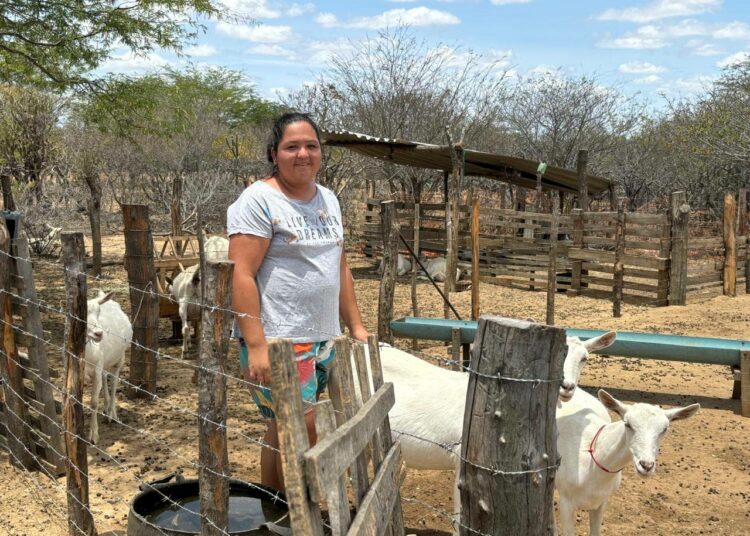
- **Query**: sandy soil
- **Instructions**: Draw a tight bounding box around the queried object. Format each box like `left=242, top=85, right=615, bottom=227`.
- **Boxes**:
left=1, top=235, right=749, bottom=535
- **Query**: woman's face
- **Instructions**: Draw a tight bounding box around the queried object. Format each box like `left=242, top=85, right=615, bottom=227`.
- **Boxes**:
left=273, top=121, right=322, bottom=186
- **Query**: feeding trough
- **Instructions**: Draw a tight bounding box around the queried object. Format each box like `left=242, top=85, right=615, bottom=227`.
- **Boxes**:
left=128, top=475, right=290, bottom=535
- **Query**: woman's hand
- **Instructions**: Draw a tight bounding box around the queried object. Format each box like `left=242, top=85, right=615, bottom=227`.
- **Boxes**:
left=248, top=344, right=272, bottom=386
left=350, top=325, right=369, bottom=343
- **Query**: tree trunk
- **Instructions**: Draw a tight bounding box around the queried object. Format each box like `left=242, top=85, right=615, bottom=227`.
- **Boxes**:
left=171, top=174, right=184, bottom=236
left=84, top=174, right=102, bottom=277
left=1, top=175, right=16, bottom=211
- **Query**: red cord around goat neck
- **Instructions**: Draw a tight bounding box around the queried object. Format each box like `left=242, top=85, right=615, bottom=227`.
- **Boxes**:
left=587, top=425, right=624, bottom=474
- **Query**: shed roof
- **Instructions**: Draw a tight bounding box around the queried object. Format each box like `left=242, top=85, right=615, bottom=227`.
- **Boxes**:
left=322, top=129, right=611, bottom=195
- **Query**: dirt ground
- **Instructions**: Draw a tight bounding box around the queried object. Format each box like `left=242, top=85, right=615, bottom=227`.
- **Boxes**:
left=1, top=234, right=749, bottom=535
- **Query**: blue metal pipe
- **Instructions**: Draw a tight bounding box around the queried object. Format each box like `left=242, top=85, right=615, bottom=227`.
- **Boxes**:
left=390, top=316, right=749, bottom=367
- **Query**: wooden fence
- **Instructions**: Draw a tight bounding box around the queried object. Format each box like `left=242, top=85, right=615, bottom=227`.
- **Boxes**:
left=364, top=190, right=750, bottom=310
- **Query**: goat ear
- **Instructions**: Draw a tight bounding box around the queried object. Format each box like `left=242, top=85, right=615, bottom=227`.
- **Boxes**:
left=585, top=331, right=616, bottom=353
left=97, top=291, right=114, bottom=305
left=598, top=389, right=628, bottom=417
left=165, top=276, right=174, bottom=286
left=191, top=269, right=201, bottom=284
left=665, top=403, right=700, bottom=422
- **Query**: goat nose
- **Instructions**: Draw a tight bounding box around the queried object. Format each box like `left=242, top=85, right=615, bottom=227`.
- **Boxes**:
left=561, top=381, right=575, bottom=391
left=639, top=460, right=654, bottom=472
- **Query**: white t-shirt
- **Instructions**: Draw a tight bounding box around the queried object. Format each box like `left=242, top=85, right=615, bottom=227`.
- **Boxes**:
left=227, top=180, right=344, bottom=342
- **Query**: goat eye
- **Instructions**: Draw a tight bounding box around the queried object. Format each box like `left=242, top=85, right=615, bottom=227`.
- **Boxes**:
left=624, top=421, right=632, bottom=429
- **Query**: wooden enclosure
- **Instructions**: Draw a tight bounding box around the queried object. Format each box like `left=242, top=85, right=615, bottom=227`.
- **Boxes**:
left=364, top=190, right=750, bottom=310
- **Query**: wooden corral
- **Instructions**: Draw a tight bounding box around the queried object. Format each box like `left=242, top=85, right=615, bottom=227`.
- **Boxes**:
left=365, top=190, right=750, bottom=311
left=0, top=214, right=64, bottom=475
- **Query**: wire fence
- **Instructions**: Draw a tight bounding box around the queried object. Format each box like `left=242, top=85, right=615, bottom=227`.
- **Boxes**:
left=0, top=244, right=543, bottom=536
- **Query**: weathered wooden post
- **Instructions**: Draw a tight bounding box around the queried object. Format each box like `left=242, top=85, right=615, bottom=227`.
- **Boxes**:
left=411, top=193, right=421, bottom=351
left=576, top=150, right=589, bottom=211
left=741, top=352, right=750, bottom=417
left=445, top=135, right=464, bottom=305
left=613, top=201, right=626, bottom=317
left=268, top=339, right=325, bottom=536
left=471, top=196, right=480, bottom=321
left=61, top=232, right=97, bottom=536
left=0, top=219, right=34, bottom=470
left=669, top=191, right=689, bottom=306
left=378, top=201, right=398, bottom=344
left=569, top=209, right=584, bottom=295
left=198, top=261, right=234, bottom=536
left=459, top=317, right=566, bottom=536
left=723, top=193, right=737, bottom=297
left=545, top=198, right=559, bottom=325
left=122, top=205, right=160, bottom=398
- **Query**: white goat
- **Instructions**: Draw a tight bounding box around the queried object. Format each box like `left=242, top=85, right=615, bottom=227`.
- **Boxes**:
left=378, top=253, right=412, bottom=276
left=85, top=291, right=132, bottom=445
left=204, top=235, right=229, bottom=261
left=418, top=256, right=462, bottom=283
left=556, top=389, right=699, bottom=536
left=559, top=332, right=617, bottom=403
left=166, top=236, right=229, bottom=358
left=356, top=331, right=616, bottom=531
left=168, top=264, right=202, bottom=358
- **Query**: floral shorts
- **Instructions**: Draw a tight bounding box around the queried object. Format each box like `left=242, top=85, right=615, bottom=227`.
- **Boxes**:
left=239, top=339, right=336, bottom=419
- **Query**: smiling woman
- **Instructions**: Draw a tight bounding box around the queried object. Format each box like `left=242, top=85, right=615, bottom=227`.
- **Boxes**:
left=226, top=112, right=368, bottom=493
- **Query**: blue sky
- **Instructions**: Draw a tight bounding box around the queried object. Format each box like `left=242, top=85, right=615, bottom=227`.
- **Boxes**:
left=100, top=0, right=750, bottom=107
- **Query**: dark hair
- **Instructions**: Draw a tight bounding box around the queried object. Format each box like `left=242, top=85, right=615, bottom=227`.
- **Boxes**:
left=266, top=112, right=322, bottom=174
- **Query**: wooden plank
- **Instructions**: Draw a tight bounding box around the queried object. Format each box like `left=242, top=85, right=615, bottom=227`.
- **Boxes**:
left=625, top=240, right=665, bottom=251
left=268, top=339, right=325, bottom=536
left=724, top=193, right=737, bottom=296
left=584, top=275, right=660, bottom=293
left=345, top=442, right=403, bottom=536
left=625, top=213, right=669, bottom=225
left=687, top=237, right=724, bottom=249
left=686, top=272, right=723, bottom=286
left=579, top=288, right=665, bottom=306
left=352, top=342, right=380, bottom=471
left=687, top=280, right=725, bottom=292
left=581, top=262, right=663, bottom=281
left=303, top=383, right=395, bottom=500
left=571, top=209, right=583, bottom=293
left=379, top=201, right=398, bottom=344
left=613, top=204, right=625, bottom=317
left=582, top=212, right=617, bottom=223
left=669, top=192, right=690, bottom=305
left=471, top=197, right=480, bottom=321
left=61, top=233, right=97, bottom=536
left=569, top=248, right=668, bottom=270
left=366, top=336, right=405, bottom=535
left=313, top=401, right=351, bottom=536
left=546, top=201, right=559, bottom=325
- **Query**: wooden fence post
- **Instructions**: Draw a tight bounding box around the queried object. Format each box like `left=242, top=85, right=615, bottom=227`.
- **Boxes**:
left=569, top=209, right=584, bottom=295
left=545, top=198, right=559, bottom=325
left=198, top=261, right=234, bottom=536
left=741, top=352, right=750, bottom=418
left=61, top=232, right=97, bottom=536
left=411, top=198, right=421, bottom=351
left=723, top=193, right=737, bottom=297
left=268, top=339, right=325, bottom=536
left=669, top=192, right=689, bottom=305
left=0, top=219, right=34, bottom=470
left=122, top=205, right=160, bottom=398
left=445, top=140, right=464, bottom=301
left=471, top=196, right=480, bottom=321
left=378, top=201, right=398, bottom=344
left=460, top=317, right=565, bottom=535
left=613, top=201, right=626, bottom=317
left=576, top=150, right=589, bottom=211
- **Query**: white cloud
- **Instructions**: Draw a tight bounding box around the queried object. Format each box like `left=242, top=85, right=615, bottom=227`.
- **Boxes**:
left=685, top=39, right=722, bottom=55
left=596, top=0, right=721, bottom=23
left=429, top=46, right=512, bottom=72
left=717, top=51, right=750, bottom=68
left=669, top=74, right=716, bottom=92
left=286, top=3, right=315, bottom=16
left=315, top=7, right=460, bottom=29
left=618, top=61, right=667, bottom=74
left=308, top=39, right=358, bottom=64
left=100, top=51, right=169, bottom=73
left=184, top=44, right=217, bottom=57
left=598, top=26, right=667, bottom=49
left=491, top=0, right=532, bottom=4
left=712, top=21, right=750, bottom=40
left=635, top=74, right=662, bottom=84
left=220, top=0, right=313, bottom=18
left=216, top=21, right=292, bottom=42
left=247, top=44, right=296, bottom=59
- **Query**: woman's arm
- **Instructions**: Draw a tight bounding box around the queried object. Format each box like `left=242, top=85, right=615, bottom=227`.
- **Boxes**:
left=229, top=234, right=272, bottom=384
left=339, top=251, right=368, bottom=342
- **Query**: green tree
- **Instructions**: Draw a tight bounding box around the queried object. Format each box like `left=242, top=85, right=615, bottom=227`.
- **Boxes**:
left=0, top=0, right=231, bottom=90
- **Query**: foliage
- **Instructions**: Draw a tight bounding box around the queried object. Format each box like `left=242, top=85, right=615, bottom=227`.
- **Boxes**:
left=0, top=0, right=229, bottom=91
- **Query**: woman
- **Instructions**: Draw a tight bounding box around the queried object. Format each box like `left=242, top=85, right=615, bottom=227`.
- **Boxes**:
left=227, top=112, right=368, bottom=491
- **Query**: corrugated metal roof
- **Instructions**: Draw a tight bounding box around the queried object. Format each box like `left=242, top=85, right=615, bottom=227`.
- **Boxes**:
left=322, top=129, right=611, bottom=195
